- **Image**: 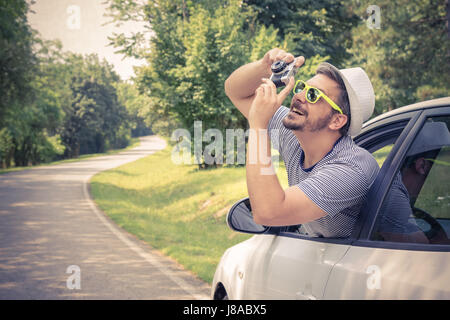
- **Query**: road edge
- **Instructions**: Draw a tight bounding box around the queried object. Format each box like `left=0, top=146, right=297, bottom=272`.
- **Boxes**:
left=83, top=136, right=210, bottom=300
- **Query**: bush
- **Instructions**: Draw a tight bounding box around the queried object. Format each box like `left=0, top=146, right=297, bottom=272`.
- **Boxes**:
left=0, top=128, right=14, bottom=168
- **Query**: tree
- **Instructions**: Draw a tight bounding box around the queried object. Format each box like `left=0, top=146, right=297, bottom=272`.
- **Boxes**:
left=0, top=3, right=134, bottom=167
left=60, top=53, right=128, bottom=158
left=107, top=0, right=257, bottom=166
left=0, top=0, right=37, bottom=125
left=115, top=81, right=153, bottom=137
left=171, top=1, right=256, bottom=166
left=105, top=0, right=340, bottom=167
left=244, top=0, right=359, bottom=66
left=348, top=0, right=450, bottom=114
left=0, top=33, right=65, bottom=167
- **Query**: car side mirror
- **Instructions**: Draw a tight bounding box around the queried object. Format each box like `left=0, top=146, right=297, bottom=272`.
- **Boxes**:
left=226, top=197, right=269, bottom=234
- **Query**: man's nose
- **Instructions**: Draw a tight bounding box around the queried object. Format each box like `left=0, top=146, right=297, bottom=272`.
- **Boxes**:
left=294, top=90, right=307, bottom=103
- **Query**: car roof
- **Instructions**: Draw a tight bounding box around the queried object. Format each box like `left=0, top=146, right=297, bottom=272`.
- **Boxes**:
left=363, top=97, right=450, bottom=128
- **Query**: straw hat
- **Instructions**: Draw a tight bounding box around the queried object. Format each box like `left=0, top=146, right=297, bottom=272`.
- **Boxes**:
left=337, top=67, right=375, bottom=136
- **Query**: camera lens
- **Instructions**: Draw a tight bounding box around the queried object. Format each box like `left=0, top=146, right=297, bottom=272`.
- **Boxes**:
left=271, top=60, right=286, bottom=73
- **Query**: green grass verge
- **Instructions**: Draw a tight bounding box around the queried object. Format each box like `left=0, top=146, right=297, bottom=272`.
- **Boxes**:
left=90, top=141, right=288, bottom=283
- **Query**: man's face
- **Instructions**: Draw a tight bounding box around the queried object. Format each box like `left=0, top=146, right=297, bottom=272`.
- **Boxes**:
left=401, top=156, right=434, bottom=203
left=282, top=74, right=341, bottom=132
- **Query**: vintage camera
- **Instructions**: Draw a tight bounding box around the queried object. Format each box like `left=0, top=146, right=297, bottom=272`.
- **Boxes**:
left=270, top=58, right=298, bottom=88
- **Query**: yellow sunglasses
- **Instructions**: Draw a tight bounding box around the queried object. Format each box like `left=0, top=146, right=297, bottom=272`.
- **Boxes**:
left=293, top=80, right=343, bottom=114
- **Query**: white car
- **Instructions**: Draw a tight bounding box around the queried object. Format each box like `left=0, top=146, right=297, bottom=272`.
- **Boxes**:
left=212, top=97, right=450, bottom=300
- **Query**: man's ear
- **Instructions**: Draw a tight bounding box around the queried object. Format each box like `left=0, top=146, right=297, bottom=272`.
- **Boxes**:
left=329, top=113, right=348, bottom=131
left=414, top=158, right=427, bottom=175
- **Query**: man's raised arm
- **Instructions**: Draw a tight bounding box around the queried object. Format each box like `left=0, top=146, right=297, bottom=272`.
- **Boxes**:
left=224, top=48, right=303, bottom=119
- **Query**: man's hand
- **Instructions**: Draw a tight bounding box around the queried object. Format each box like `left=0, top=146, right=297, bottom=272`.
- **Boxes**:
left=224, top=47, right=304, bottom=120
left=248, top=48, right=305, bottom=128
left=248, top=77, right=295, bottom=129
left=261, top=48, right=305, bottom=73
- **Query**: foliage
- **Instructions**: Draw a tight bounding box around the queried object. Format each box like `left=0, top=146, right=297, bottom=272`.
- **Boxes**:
left=244, top=0, right=360, bottom=66
left=0, top=6, right=66, bottom=167
left=0, top=2, right=137, bottom=168
left=348, top=0, right=450, bottom=114
left=115, top=82, right=153, bottom=137
left=0, top=0, right=36, bottom=124
left=2, top=0, right=448, bottom=167
left=107, top=0, right=261, bottom=166
left=0, top=127, right=14, bottom=168
left=59, top=53, right=129, bottom=157
left=174, top=1, right=253, bottom=136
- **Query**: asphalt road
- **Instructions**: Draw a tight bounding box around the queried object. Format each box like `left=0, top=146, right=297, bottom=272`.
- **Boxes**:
left=0, top=136, right=211, bottom=299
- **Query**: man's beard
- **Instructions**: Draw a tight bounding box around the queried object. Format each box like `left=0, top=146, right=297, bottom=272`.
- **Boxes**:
left=282, top=99, right=333, bottom=132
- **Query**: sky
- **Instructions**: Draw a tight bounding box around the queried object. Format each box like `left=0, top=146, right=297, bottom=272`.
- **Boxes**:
left=27, top=0, right=149, bottom=80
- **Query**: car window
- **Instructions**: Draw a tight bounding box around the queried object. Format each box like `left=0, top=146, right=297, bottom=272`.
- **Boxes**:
left=357, top=120, right=410, bottom=168
left=370, top=116, right=450, bottom=245
left=372, top=144, right=393, bottom=168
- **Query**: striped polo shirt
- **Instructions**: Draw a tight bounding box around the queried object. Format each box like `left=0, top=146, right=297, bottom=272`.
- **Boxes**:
left=376, top=172, right=422, bottom=234
left=268, top=106, right=380, bottom=238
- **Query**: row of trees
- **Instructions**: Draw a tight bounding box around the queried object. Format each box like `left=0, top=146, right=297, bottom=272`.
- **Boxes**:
left=105, top=0, right=449, bottom=167
left=2, top=0, right=448, bottom=168
left=0, top=0, right=150, bottom=168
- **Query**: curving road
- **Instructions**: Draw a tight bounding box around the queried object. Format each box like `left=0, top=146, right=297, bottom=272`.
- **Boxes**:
left=0, top=136, right=210, bottom=299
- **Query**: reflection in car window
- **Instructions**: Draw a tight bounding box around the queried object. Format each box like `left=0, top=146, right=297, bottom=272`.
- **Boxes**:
left=371, top=117, right=450, bottom=244
left=372, top=144, right=393, bottom=168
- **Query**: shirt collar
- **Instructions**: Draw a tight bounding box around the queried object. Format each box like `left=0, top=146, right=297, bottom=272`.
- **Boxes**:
left=300, top=135, right=346, bottom=172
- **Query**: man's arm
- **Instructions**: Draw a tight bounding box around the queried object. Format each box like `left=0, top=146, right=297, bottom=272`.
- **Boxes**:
left=224, top=48, right=304, bottom=119
left=246, top=127, right=327, bottom=226
left=246, top=78, right=327, bottom=226
left=225, top=59, right=270, bottom=119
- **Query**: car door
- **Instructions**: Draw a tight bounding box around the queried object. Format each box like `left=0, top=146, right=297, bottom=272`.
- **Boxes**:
left=242, top=233, right=351, bottom=299
left=241, top=109, right=416, bottom=300
left=324, top=105, right=450, bottom=299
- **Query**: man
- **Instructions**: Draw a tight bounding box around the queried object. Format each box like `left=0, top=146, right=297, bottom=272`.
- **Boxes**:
left=225, top=48, right=380, bottom=238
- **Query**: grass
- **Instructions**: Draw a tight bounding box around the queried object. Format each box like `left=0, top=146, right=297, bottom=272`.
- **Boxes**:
left=415, top=148, right=450, bottom=218
left=372, top=144, right=393, bottom=167
left=0, top=137, right=141, bottom=175
left=90, top=141, right=289, bottom=283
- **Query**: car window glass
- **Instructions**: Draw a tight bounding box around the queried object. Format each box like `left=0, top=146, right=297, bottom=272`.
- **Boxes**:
left=372, top=144, right=393, bottom=168
left=371, top=116, right=450, bottom=245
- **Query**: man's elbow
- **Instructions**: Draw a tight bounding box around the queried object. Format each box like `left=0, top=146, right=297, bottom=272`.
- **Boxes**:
left=252, top=208, right=276, bottom=226
left=253, top=214, right=265, bottom=226
left=252, top=203, right=314, bottom=226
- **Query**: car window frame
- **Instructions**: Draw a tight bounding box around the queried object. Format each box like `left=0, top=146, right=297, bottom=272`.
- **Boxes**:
left=354, top=105, right=450, bottom=252
left=352, top=110, right=423, bottom=240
